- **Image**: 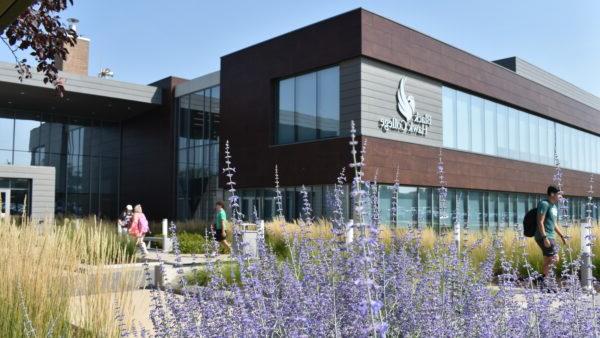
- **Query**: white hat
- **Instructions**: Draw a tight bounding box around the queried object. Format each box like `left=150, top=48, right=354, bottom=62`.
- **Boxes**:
left=126, top=205, right=133, bottom=210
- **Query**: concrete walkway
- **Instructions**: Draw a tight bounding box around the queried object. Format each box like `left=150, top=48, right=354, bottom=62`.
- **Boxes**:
left=142, top=251, right=234, bottom=266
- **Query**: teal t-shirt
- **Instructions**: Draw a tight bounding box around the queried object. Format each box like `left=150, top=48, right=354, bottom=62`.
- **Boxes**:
left=215, top=209, right=227, bottom=230
left=535, top=199, right=558, bottom=240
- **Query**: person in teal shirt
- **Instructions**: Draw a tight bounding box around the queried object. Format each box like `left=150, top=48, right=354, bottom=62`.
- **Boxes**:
left=211, top=201, right=231, bottom=255
left=535, top=185, right=567, bottom=285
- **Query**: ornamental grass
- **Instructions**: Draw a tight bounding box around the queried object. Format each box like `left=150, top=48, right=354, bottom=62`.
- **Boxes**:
left=0, top=218, right=137, bottom=337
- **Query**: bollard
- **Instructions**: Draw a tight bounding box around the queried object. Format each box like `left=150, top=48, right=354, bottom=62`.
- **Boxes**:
left=581, top=223, right=593, bottom=291
left=258, top=219, right=265, bottom=239
left=346, top=219, right=354, bottom=244
left=454, top=221, right=461, bottom=252
left=162, top=219, right=171, bottom=253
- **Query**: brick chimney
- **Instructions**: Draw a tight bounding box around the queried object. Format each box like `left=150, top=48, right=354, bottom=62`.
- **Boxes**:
left=56, top=18, right=89, bottom=76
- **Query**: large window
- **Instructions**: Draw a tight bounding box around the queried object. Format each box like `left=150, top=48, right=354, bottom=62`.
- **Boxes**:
left=176, top=86, right=221, bottom=220
left=276, top=66, right=340, bottom=144
left=443, top=86, right=598, bottom=174
left=0, top=109, right=120, bottom=217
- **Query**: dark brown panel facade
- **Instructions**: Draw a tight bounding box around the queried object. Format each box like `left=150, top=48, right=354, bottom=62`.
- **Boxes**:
left=362, top=136, right=599, bottom=198
left=220, top=7, right=599, bottom=198
left=120, top=76, right=186, bottom=220
left=220, top=10, right=362, bottom=189
left=360, top=9, right=600, bottom=135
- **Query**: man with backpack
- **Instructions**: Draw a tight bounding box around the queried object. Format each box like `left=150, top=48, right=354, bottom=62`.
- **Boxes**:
left=534, top=185, right=567, bottom=289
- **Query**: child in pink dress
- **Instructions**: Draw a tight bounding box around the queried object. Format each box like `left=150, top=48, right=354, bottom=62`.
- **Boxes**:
left=129, top=204, right=150, bottom=255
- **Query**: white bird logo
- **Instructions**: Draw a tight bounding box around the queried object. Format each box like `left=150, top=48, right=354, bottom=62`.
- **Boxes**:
left=397, top=77, right=415, bottom=121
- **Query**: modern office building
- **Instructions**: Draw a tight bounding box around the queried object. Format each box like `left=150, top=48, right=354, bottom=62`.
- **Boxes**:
left=1, top=8, right=599, bottom=227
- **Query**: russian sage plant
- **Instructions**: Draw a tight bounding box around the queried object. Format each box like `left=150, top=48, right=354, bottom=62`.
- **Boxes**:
left=109, top=124, right=600, bottom=338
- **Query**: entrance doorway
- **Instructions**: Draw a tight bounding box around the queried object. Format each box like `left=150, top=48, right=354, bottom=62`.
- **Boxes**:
left=0, top=189, right=9, bottom=223
left=0, top=178, right=32, bottom=224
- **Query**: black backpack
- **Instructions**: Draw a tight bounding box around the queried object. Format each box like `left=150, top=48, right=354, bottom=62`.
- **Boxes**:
left=523, top=208, right=538, bottom=237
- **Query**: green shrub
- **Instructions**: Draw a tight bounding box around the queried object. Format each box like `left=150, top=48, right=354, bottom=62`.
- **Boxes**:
left=186, top=262, right=241, bottom=286
left=265, top=231, right=289, bottom=260
left=178, top=232, right=209, bottom=254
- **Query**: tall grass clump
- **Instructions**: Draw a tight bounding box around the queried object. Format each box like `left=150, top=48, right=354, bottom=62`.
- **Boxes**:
left=0, top=220, right=137, bottom=337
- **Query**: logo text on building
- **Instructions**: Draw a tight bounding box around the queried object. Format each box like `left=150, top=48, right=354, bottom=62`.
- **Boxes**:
left=379, top=113, right=432, bottom=135
left=378, top=77, right=432, bottom=136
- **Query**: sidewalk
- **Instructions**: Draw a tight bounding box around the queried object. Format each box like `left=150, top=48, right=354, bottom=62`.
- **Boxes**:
left=142, top=251, right=234, bottom=266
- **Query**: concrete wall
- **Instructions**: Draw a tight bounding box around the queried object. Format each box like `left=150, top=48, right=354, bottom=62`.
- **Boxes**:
left=0, top=165, right=55, bottom=221
left=360, top=57, right=443, bottom=148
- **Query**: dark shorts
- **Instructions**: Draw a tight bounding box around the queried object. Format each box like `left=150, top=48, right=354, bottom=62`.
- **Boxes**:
left=535, top=237, right=558, bottom=257
left=213, top=228, right=225, bottom=242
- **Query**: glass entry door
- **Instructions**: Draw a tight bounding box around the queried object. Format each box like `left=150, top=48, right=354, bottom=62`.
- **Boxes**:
left=0, top=189, right=10, bottom=223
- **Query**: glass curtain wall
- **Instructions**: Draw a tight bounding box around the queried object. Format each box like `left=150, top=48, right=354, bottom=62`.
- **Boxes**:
left=238, top=185, right=351, bottom=222
left=443, top=87, right=599, bottom=174
left=236, top=183, right=600, bottom=229
left=0, top=109, right=120, bottom=217
left=176, top=86, right=221, bottom=220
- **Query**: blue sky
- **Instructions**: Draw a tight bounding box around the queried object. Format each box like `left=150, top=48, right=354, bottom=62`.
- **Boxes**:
left=1, top=0, right=599, bottom=96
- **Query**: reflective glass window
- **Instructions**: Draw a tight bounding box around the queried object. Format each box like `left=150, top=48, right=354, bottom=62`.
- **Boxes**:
left=442, top=87, right=456, bottom=148
left=508, top=108, right=518, bottom=159
left=578, top=130, right=585, bottom=171
left=295, top=72, right=317, bottom=141
left=548, top=122, right=555, bottom=165
left=189, top=90, right=206, bottom=147
left=210, top=86, right=220, bottom=141
left=13, top=151, right=34, bottom=166
left=539, top=118, right=549, bottom=164
left=470, top=96, right=483, bottom=153
left=498, top=193, right=508, bottom=226
left=497, top=105, right=508, bottom=157
left=278, top=78, right=295, bottom=144
left=14, top=113, right=40, bottom=151
left=418, top=187, right=432, bottom=227
left=317, top=66, right=340, bottom=138
left=538, top=119, right=550, bottom=164
left=571, top=128, right=578, bottom=170
left=0, top=111, right=13, bottom=151
left=456, top=92, right=470, bottom=150
left=467, top=190, right=482, bottom=228
left=559, top=124, right=568, bottom=167
left=518, top=111, right=529, bottom=161
left=487, top=192, right=498, bottom=228
left=594, top=136, right=600, bottom=173
left=178, top=95, right=190, bottom=148
left=484, top=100, right=496, bottom=155
left=398, top=186, right=417, bottom=227
left=585, top=133, right=592, bottom=172
left=0, top=150, right=11, bottom=165
left=529, top=115, right=539, bottom=163
left=379, top=186, right=392, bottom=225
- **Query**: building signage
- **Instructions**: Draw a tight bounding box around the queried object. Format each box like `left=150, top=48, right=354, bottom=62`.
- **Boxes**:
left=378, top=77, right=432, bottom=136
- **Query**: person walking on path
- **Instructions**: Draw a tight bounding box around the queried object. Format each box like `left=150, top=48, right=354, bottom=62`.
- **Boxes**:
left=211, top=201, right=231, bottom=255
left=129, top=204, right=150, bottom=255
left=117, top=205, right=133, bottom=235
left=535, top=185, right=567, bottom=291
